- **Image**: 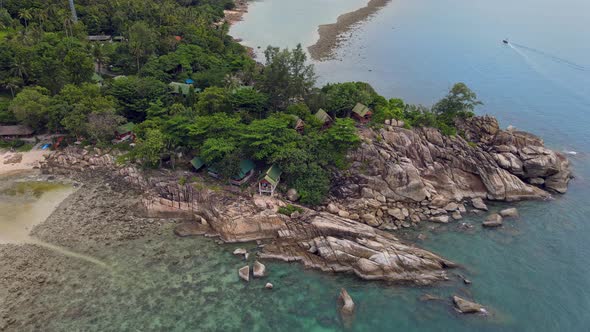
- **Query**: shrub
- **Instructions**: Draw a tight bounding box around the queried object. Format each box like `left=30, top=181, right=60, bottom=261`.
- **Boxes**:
left=278, top=204, right=303, bottom=216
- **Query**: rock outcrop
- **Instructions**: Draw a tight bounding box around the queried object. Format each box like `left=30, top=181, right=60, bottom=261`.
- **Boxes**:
left=253, top=261, right=266, bottom=278
left=238, top=265, right=249, bottom=282
left=483, top=213, right=503, bottom=227
left=338, top=288, right=354, bottom=316
left=452, top=296, right=486, bottom=314
left=259, top=213, right=455, bottom=285
left=330, top=116, right=572, bottom=229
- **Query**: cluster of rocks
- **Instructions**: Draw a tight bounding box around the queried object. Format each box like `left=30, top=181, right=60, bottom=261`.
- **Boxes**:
left=329, top=116, right=572, bottom=230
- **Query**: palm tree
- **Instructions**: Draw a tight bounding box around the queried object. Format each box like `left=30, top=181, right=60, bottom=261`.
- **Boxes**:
left=92, top=43, right=109, bottom=74
left=18, top=8, right=32, bottom=29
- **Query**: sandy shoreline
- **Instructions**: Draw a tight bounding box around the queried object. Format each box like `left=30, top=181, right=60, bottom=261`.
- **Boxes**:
left=308, top=0, right=392, bottom=61
left=0, top=149, right=51, bottom=177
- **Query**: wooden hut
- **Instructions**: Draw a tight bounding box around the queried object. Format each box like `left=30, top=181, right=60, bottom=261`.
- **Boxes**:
left=190, top=157, right=205, bottom=172
left=0, top=125, right=34, bottom=139
left=115, top=122, right=135, bottom=141
left=258, top=164, right=282, bottom=196
left=351, top=103, right=373, bottom=123
left=169, top=82, right=192, bottom=95
left=290, top=115, right=305, bottom=134
left=314, top=109, right=333, bottom=129
left=230, top=159, right=256, bottom=186
left=87, top=35, right=112, bottom=42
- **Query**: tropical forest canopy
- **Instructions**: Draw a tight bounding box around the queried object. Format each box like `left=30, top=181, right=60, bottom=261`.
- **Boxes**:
left=0, top=0, right=481, bottom=205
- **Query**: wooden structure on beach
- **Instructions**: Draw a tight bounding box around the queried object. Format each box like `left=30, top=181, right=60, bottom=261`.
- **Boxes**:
left=351, top=103, right=372, bottom=123
left=208, top=159, right=256, bottom=186
left=190, top=157, right=205, bottom=172
left=0, top=125, right=34, bottom=139
left=258, top=164, right=282, bottom=196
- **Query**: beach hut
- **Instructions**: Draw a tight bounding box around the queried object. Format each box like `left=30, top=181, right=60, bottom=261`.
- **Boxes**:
left=115, top=122, right=135, bottom=141
left=0, top=125, right=34, bottom=139
left=314, top=109, right=333, bottom=129
left=169, top=82, right=192, bottom=96
left=290, top=115, right=305, bottom=134
left=87, top=35, right=112, bottom=42
left=191, top=157, right=205, bottom=172
left=230, top=159, right=256, bottom=186
left=351, top=103, right=373, bottom=123
left=258, top=164, right=282, bottom=196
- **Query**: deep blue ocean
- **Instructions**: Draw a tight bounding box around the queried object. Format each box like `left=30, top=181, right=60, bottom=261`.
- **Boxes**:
left=8, top=1, right=590, bottom=331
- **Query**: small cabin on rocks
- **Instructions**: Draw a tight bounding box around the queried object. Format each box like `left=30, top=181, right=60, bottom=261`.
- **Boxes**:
left=290, top=115, right=305, bottom=134
left=115, top=122, right=136, bottom=141
left=231, top=159, right=255, bottom=186
left=191, top=157, right=205, bottom=172
left=351, top=103, right=372, bottom=123
left=208, top=159, right=256, bottom=186
left=0, top=125, right=34, bottom=139
left=315, top=109, right=333, bottom=129
left=258, top=164, right=282, bottom=196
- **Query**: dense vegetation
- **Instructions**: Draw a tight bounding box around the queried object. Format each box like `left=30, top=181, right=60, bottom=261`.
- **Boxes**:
left=0, top=0, right=481, bottom=205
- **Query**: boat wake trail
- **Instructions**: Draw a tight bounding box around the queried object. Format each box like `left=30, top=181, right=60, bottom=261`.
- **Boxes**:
left=510, top=42, right=586, bottom=71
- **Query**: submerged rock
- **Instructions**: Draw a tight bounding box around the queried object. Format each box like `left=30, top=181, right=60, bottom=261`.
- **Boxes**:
left=471, top=198, right=488, bottom=211
left=173, top=222, right=209, bottom=237
left=265, top=282, right=273, bottom=289
left=500, top=208, right=519, bottom=218
left=338, top=288, right=355, bottom=324
left=483, top=213, right=503, bottom=227
left=238, top=265, right=249, bottom=282
left=253, top=260, right=266, bottom=278
left=452, top=296, right=486, bottom=314
left=233, top=248, right=247, bottom=256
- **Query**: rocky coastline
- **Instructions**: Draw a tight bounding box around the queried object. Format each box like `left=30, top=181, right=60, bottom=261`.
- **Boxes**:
left=0, top=116, right=572, bottom=329
left=37, top=115, right=571, bottom=283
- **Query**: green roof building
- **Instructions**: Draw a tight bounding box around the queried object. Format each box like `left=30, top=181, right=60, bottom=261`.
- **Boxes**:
left=231, top=159, right=256, bottom=185
left=314, top=109, right=333, bottom=127
left=191, top=157, right=205, bottom=171
left=351, top=103, right=373, bottom=123
left=169, top=82, right=192, bottom=95
left=258, top=164, right=282, bottom=196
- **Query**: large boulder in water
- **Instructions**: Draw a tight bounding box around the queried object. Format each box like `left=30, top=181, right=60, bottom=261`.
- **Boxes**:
left=452, top=296, right=486, bottom=314
left=338, top=288, right=355, bottom=326
left=253, top=261, right=266, bottom=278
left=238, top=265, right=249, bottom=282
left=483, top=213, right=503, bottom=227
left=500, top=207, right=519, bottom=218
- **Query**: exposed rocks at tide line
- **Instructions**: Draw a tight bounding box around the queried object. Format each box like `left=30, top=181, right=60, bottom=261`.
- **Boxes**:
left=38, top=115, right=572, bottom=287
left=328, top=116, right=571, bottom=230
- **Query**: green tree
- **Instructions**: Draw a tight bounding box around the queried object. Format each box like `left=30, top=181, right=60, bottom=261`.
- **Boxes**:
left=18, top=8, right=32, bottom=29
left=105, top=76, right=167, bottom=121
left=322, top=82, right=377, bottom=117
left=261, top=44, right=316, bottom=109
left=128, top=21, right=156, bottom=72
left=229, top=87, right=268, bottom=118
left=133, top=128, right=165, bottom=167
left=9, top=86, right=52, bottom=131
left=432, top=82, right=481, bottom=123
left=64, top=49, right=94, bottom=84
left=195, top=86, right=231, bottom=115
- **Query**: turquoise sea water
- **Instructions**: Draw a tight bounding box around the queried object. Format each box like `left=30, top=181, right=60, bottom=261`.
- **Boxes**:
left=7, top=1, right=590, bottom=331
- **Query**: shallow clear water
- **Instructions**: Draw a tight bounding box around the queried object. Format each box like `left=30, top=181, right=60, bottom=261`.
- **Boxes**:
left=0, top=178, right=74, bottom=244
left=230, top=0, right=590, bottom=330
left=4, top=1, right=590, bottom=330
